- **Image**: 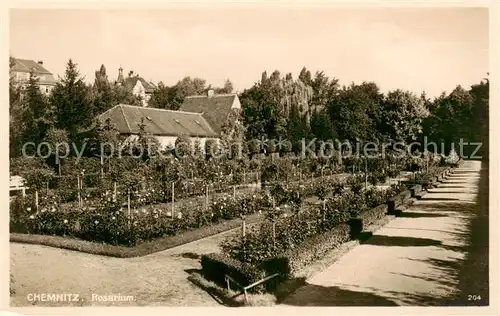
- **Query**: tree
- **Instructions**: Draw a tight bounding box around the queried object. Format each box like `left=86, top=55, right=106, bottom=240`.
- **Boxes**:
left=44, top=127, right=69, bottom=175
left=240, top=84, right=285, bottom=140
left=111, top=84, right=143, bottom=107
left=327, top=82, right=384, bottom=142
left=148, top=82, right=171, bottom=109
left=92, top=64, right=115, bottom=114
left=9, top=57, right=25, bottom=157
left=287, top=103, right=310, bottom=142
left=298, top=67, right=312, bottom=85
left=21, top=70, right=54, bottom=149
left=51, top=59, right=94, bottom=143
left=310, top=108, right=337, bottom=140
left=215, top=79, right=234, bottom=94
left=380, top=89, right=429, bottom=142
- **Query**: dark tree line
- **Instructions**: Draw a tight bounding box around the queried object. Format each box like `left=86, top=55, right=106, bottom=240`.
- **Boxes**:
left=240, top=66, right=488, bottom=157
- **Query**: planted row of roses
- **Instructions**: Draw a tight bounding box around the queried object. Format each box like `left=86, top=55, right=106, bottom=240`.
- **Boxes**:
left=220, top=182, right=406, bottom=265
left=10, top=185, right=281, bottom=246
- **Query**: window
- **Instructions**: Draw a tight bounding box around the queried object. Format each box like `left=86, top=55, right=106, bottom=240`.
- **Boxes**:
left=45, top=87, right=49, bottom=93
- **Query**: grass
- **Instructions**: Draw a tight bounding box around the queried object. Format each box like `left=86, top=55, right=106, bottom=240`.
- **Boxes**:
left=10, top=212, right=263, bottom=258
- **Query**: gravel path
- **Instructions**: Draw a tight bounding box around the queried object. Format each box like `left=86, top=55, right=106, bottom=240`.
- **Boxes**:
left=10, top=226, right=243, bottom=306
left=282, top=160, right=484, bottom=306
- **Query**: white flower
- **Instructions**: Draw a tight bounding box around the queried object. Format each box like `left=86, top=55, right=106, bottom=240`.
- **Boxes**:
left=51, top=207, right=56, bottom=212
left=111, top=216, right=116, bottom=220
left=27, top=207, right=31, bottom=211
left=135, top=210, right=139, bottom=214
left=63, top=219, right=68, bottom=224
left=116, top=211, right=120, bottom=215
left=177, top=212, right=183, bottom=219
left=252, top=195, right=256, bottom=198
left=94, top=220, right=99, bottom=224
left=276, top=207, right=280, bottom=211
left=142, top=209, right=147, bottom=214
left=29, top=215, right=35, bottom=219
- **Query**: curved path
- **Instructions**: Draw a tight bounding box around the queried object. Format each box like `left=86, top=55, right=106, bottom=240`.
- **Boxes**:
left=282, top=160, right=486, bottom=306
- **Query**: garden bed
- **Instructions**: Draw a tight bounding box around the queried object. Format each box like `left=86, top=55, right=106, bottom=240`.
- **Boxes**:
left=10, top=211, right=264, bottom=258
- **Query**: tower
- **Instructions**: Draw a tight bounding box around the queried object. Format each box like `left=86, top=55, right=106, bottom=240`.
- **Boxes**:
left=116, top=66, right=124, bottom=85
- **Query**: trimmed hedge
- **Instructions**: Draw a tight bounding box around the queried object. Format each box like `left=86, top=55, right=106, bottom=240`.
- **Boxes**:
left=387, top=190, right=412, bottom=214
left=276, top=223, right=351, bottom=275
left=410, top=184, right=422, bottom=197
left=201, top=253, right=265, bottom=293
left=358, top=204, right=388, bottom=227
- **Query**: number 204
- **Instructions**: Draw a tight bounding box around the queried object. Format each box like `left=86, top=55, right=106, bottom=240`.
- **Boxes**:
left=468, top=295, right=481, bottom=301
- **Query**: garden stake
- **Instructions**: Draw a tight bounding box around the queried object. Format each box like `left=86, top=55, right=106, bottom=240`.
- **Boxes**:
left=113, top=182, right=117, bottom=202
left=272, top=221, right=276, bottom=250
left=364, top=158, right=368, bottom=192
left=172, top=182, right=175, bottom=219
left=35, top=190, right=39, bottom=213
left=77, top=175, right=81, bottom=208
left=127, top=189, right=131, bottom=222
left=233, top=185, right=236, bottom=199
left=100, top=155, right=104, bottom=179
left=205, top=185, right=209, bottom=211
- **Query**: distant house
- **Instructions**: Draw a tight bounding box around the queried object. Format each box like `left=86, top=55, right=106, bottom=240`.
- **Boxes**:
left=179, top=90, right=241, bottom=135
left=97, top=89, right=242, bottom=152
left=10, top=58, right=57, bottom=95
left=115, top=67, right=155, bottom=107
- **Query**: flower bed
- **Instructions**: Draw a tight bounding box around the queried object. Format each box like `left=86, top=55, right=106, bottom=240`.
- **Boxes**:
left=217, top=181, right=410, bottom=287
left=10, top=190, right=273, bottom=246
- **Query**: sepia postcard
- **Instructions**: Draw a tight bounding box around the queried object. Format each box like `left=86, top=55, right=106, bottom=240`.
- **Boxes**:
left=2, top=1, right=498, bottom=315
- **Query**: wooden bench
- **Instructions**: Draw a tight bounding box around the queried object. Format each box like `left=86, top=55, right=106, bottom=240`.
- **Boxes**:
left=9, top=176, right=27, bottom=198
left=225, top=273, right=280, bottom=303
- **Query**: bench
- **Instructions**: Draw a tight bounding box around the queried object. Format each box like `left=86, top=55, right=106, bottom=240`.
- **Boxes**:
left=9, top=176, right=27, bottom=198
left=225, top=273, right=280, bottom=303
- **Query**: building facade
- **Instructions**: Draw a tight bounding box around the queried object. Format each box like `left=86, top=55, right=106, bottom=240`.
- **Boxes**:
left=115, top=67, right=155, bottom=107
left=98, top=90, right=242, bottom=152
left=10, top=58, right=57, bottom=95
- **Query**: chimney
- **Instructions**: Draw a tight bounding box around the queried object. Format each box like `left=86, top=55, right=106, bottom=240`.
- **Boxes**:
left=37, top=60, right=43, bottom=65
left=207, top=89, right=215, bottom=98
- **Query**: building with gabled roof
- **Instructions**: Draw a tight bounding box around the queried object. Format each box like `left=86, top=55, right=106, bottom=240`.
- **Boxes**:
left=10, top=58, right=57, bottom=94
left=98, top=104, right=218, bottom=149
left=97, top=89, right=242, bottom=152
left=115, top=67, right=156, bottom=107
left=179, top=90, right=241, bottom=134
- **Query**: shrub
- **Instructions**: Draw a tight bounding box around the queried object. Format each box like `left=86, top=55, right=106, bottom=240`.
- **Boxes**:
left=201, top=253, right=265, bottom=292
left=280, top=223, right=351, bottom=275
left=358, top=204, right=387, bottom=226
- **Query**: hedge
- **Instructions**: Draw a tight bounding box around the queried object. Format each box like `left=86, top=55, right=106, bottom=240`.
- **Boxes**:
left=358, top=203, right=388, bottom=227
left=201, top=253, right=265, bottom=293
left=273, top=223, right=351, bottom=276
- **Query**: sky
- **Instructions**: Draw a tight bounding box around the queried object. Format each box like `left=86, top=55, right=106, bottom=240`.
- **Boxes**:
left=9, top=6, right=489, bottom=97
